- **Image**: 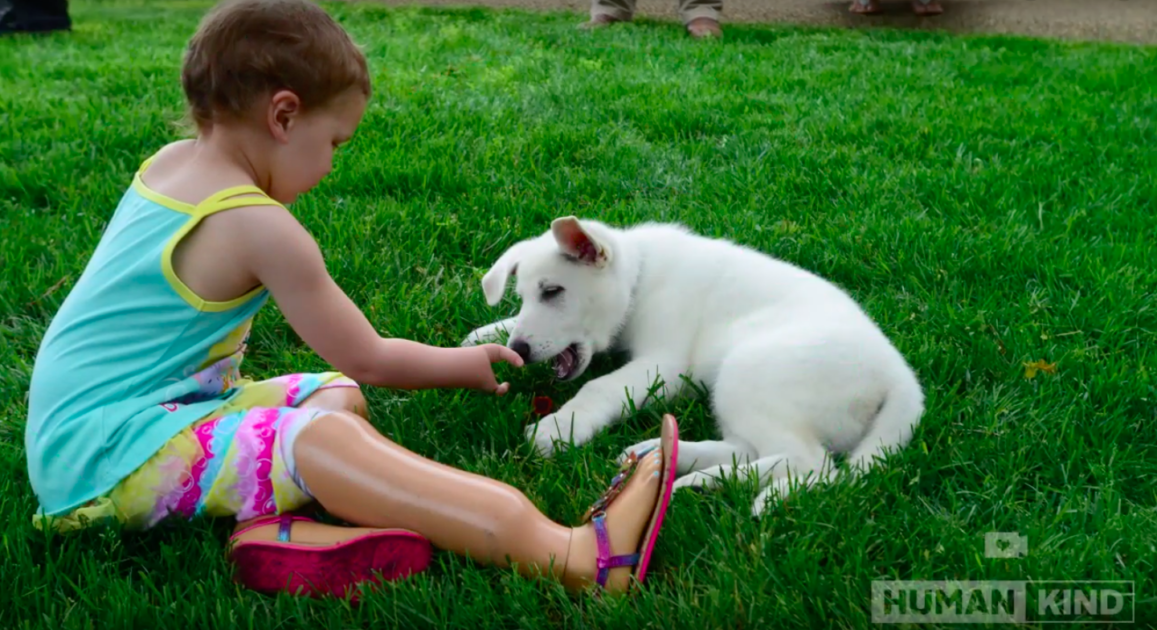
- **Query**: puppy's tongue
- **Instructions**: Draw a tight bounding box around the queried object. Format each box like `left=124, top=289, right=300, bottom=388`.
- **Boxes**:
left=553, top=347, right=577, bottom=379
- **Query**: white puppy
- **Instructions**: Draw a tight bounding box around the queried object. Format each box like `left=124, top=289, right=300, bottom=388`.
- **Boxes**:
left=463, top=216, right=924, bottom=517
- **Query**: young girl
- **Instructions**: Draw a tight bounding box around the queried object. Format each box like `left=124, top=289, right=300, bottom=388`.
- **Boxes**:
left=25, top=0, right=678, bottom=599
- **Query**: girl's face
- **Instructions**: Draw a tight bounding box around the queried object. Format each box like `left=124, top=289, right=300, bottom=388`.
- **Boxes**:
left=264, top=87, right=367, bottom=205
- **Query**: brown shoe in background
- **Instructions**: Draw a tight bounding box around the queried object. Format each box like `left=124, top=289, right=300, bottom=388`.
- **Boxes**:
left=850, top=0, right=881, bottom=14
left=580, top=13, right=627, bottom=29
left=912, top=0, right=944, bottom=16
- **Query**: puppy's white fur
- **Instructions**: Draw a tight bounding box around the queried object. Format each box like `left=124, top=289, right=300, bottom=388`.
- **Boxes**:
left=463, top=217, right=924, bottom=517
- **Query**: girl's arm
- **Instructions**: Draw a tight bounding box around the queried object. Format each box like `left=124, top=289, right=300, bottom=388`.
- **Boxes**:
left=236, top=205, right=523, bottom=393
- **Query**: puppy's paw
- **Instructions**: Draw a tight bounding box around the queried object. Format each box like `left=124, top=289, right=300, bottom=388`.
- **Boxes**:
left=524, top=414, right=572, bottom=457
left=751, top=480, right=790, bottom=518
left=460, top=328, right=489, bottom=347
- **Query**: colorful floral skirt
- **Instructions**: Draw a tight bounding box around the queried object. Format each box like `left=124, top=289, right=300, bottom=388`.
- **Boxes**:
left=35, top=372, right=358, bottom=533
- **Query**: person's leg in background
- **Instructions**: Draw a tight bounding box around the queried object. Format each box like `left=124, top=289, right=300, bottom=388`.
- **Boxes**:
left=850, top=0, right=943, bottom=16
left=583, top=0, right=634, bottom=29
left=583, top=0, right=724, bottom=38
left=680, top=0, right=723, bottom=38
left=911, top=0, right=943, bottom=16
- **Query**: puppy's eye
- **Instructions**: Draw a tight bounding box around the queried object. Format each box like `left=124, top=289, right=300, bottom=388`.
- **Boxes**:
left=541, top=286, right=564, bottom=301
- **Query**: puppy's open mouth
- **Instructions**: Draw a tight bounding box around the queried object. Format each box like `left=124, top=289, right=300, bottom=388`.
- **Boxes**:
left=553, top=344, right=581, bottom=380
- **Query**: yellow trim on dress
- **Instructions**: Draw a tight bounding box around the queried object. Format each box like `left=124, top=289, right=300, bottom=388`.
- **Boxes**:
left=132, top=155, right=196, bottom=215
left=133, top=151, right=286, bottom=313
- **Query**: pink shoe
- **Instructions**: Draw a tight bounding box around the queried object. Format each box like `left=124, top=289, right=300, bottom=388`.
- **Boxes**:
left=227, top=514, right=432, bottom=600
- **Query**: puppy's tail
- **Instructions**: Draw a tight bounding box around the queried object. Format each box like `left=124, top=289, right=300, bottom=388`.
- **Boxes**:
left=844, top=374, right=925, bottom=476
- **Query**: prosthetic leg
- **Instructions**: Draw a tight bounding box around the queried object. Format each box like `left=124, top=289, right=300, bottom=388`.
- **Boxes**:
left=229, top=395, right=680, bottom=597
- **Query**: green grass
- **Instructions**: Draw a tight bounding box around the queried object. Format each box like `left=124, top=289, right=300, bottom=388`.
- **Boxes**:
left=3, top=1, right=1157, bottom=627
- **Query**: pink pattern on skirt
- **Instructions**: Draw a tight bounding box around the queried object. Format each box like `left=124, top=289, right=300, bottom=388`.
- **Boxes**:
left=282, top=374, right=304, bottom=407
left=173, top=420, right=217, bottom=518
left=230, top=408, right=280, bottom=521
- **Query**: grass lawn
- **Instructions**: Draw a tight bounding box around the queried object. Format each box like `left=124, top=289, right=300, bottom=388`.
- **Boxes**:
left=3, top=1, right=1157, bottom=627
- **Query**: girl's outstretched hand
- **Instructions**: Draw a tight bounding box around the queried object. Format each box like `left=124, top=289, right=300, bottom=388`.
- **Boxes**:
left=472, top=343, right=525, bottom=395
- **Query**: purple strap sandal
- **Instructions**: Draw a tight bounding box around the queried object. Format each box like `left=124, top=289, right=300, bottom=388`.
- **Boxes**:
left=579, top=413, right=679, bottom=591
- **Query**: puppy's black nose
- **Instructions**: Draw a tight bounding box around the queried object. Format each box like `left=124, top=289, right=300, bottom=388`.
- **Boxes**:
left=509, top=339, right=532, bottom=363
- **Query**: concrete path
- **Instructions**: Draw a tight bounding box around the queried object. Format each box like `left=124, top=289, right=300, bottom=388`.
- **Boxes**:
left=364, top=0, right=1157, bottom=45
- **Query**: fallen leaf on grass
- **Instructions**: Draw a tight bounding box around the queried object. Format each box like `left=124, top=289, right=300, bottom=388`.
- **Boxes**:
left=26, top=275, right=71, bottom=307
left=1023, top=359, right=1057, bottom=379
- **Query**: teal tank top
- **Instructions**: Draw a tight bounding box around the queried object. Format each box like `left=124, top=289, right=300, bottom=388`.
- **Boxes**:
left=26, top=154, right=283, bottom=517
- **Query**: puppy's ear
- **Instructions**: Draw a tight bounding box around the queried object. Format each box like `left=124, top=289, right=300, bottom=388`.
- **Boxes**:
left=551, top=216, right=611, bottom=268
left=481, top=241, right=527, bottom=306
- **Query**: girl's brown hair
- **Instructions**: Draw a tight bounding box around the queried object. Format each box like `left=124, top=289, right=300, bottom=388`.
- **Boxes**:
left=181, top=0, right=371, bottom=130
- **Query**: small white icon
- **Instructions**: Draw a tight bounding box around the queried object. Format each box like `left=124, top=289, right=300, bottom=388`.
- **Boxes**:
left=985, top=532, right=1028, bottom=558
